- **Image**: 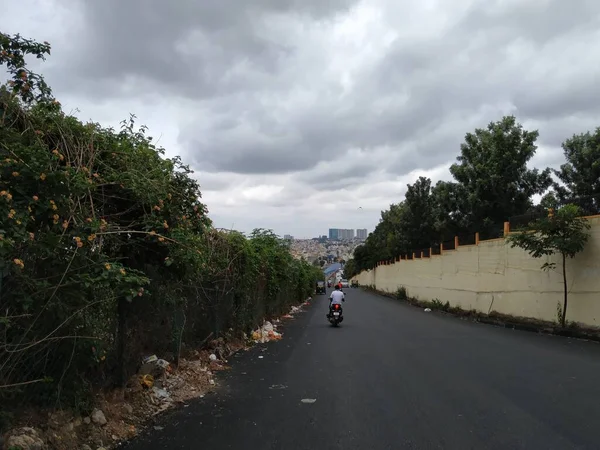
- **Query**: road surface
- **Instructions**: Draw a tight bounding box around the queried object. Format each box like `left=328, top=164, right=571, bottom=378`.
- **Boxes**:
left=125, top=288, right=600, bottom=449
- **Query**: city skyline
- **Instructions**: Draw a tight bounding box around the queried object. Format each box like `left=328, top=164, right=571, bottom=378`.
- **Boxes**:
left=328, top=228, right=368, bottom=240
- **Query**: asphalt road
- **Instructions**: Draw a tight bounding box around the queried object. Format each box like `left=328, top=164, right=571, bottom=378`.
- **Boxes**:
left=124, top=288, right=600, bottom=450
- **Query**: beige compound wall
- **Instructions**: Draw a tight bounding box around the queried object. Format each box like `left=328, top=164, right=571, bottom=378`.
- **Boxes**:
left=352, top=217, right=600, bottom=328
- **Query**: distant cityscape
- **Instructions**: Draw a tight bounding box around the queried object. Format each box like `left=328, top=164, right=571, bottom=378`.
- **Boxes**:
left=284, top=228, right=370, bottom=266
left=283, top=228, right=369, bottom=242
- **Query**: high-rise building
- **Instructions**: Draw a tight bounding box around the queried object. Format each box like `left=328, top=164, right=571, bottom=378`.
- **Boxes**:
left=342, top=229, right=355, bottom=240
left=283, top=234, right=293, bottom=240
left=357, top=228, right=368, bottom=240
left=329, top=228, right=356, bottom=240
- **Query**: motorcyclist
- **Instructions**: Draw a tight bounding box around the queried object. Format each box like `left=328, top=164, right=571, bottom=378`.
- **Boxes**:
left=327, top=285, right=345, bottom=318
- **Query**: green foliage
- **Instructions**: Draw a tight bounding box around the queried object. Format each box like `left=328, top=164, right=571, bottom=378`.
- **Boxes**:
left=351, top=114, right=599, bottom=273
left=342, top=258, right=356, bottom=279
left=553, top=128, right=600, bottom=214
left=449, top=115, right=551, bottom=235
left=0, top=32, right=320, bottom=417
left=395, top=286, right=408, bottom=301
left=507, top=204, right=591, bottom=327
left=507, top=205, right=590, bottom=264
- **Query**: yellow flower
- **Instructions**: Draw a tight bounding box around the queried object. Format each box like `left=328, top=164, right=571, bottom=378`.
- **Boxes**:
left=29, top=232, right=35, bottom=240
left=32, top=195, right=39, bottom=201
left=120, top=268, right=126, bottom=275
left=12, top=171, right=19, bottom=177
left=8, top=209, right=15, bottom=219
left=104, top=263, right=111, bottom=270
left=163, top=221, right=169, bottom=229
left=40, top=173, right=46, bottom=181
left=0, top=190, right=7, bottom=196
left=86, top=217, right=93, bottom=223
left=13, top=259, right=24, bottom=269
left=153, top=205, right=161, bottom=211
left=6, top=193, right=12, bottom=201
left=158, top=237, right=165, bottom=242
left=149, top=231, right=156, bottom=236
left=52, top=149, right=59, bottom=156
left=88, top=234, right=96, bottom=241
left=62, top=221, right=69, bottom=229
left=76, top=241, right=83, bottom=248
left=16, top=220, right=21, bottom=225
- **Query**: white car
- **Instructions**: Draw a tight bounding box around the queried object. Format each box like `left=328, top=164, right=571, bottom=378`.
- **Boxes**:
left=340, top=279, right=349, bottom=288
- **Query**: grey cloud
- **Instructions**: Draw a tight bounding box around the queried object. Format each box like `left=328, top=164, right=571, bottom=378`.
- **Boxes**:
left=7, top=0, right=600, bottom=239
left=53, top=0, right=358, bottom=100
left=37, top=0, right=600, bottom=180
left=462, top=0, right=600, bottom=45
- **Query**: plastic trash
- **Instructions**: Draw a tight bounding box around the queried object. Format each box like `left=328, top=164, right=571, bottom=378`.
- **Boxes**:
left=424, top=308, right=432, bottom=312
left=142, top=354, right=158, bottom=364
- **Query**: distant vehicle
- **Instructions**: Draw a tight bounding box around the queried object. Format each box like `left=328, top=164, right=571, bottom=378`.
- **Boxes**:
left=351, top=279, right=358, bottom=288
left=340, top=279, right=349, bottom=288
left=316, top=281, right=326, bottom=295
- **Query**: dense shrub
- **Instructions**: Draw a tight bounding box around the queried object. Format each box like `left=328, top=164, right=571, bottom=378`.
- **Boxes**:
left=0, top=32, right=322, bottom=417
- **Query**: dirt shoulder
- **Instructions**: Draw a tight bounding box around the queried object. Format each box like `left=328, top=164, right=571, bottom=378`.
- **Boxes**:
left=1, top=300, right=312, bottom=450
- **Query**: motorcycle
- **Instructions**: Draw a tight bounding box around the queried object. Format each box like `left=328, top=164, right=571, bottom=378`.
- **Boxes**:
left=327, top=303, right=344, bottom=326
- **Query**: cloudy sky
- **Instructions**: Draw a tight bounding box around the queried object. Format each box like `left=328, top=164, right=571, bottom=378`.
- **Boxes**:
left=2, top=0, right=600, bottom=238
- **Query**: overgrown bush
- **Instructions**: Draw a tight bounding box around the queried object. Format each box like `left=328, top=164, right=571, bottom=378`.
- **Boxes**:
left=0, top=32, right=322, bottom=421
left=395, top=286, right=408, bottom=301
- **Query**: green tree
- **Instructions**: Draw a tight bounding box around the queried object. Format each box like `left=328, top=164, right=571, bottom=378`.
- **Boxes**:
left=399, top=176, right=436, bottom=249
left=343, top=258, right=356, bottom=279
left=506, top=204, right=591, bottom=328
left=431, top=180, right=470, bottom=241
left=554, top=128, right=600, bottom=214
left=450, top=115, right=551, bottom=236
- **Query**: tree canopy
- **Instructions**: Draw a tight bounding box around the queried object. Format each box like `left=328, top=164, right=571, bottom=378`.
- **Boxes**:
left=347, top=116, right=598, bottom=276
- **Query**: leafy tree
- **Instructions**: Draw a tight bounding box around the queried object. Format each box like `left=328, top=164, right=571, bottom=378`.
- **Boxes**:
left=506, top=204, right=591, bottom=327
left=343, top=258, right=356, bottom=279
left=554, top=128, right=600, bottom=214
left=431, top=180, right=470, bottom=241
left=450, top=115, right=551, bottom=235
left=399, top=176, right=436, bottom=249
